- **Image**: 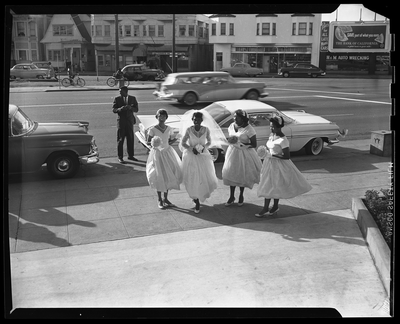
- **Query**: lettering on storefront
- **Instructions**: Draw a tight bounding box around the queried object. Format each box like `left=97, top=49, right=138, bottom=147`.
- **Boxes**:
left=326, top=55, right=370, bottom=61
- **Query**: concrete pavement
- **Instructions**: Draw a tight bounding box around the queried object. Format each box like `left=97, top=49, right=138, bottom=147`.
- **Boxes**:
left=7, top=138, right=392, bottom=316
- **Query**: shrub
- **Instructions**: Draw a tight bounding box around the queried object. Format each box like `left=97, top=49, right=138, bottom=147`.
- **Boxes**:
left=364, top=189, right=393, bottom=249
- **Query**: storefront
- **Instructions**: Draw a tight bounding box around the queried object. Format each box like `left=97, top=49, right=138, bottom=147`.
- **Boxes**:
left=322, top=52, right=389, bottom=73
left=231, top=46, right=313, bottom=73
left=147, top=45, right=189, bottom=73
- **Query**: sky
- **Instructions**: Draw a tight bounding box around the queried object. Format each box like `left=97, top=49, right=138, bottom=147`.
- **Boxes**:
left=321, top=4, right=388, bottom=22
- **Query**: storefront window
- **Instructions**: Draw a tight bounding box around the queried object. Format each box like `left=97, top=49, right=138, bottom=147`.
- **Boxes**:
left=298, top=22, right=307, bottom=35
left=220, top=23, right=226, bottom=35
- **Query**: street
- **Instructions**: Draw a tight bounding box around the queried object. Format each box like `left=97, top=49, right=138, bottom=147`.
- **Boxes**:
left=9, top=78, right=391, bottom=159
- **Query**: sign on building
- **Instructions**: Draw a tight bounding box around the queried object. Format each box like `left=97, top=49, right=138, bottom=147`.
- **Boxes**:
left=328, top=22, right=390, bottom=53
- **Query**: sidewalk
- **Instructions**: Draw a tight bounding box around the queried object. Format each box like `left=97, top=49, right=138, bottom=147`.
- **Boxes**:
left=8, top=139, right=392, bottom=316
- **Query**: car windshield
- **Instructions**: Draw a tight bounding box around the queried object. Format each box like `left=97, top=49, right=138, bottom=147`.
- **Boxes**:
left=276, top=111, right=295, bottom=125
left=203, top=103, right=232, bottom=124
left=11, top=109, right=34, bottom=135
left=30, top=65, right=39, bottom=70
left=163, top=75, right=176, bottom=85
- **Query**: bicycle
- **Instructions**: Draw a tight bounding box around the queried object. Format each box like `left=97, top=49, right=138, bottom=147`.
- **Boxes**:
left=106, top=76, right=130, bottom=87
left=61, top=73, right=86, bottom=87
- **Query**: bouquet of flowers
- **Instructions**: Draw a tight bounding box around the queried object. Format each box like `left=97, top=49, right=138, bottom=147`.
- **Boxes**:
left=257, top=145, right=271, bottom=159
left=227, top=135, right=239, bottom=144
left=151, top=136, right=163, bottom=150
left=194, top=144, right=204, bottom=153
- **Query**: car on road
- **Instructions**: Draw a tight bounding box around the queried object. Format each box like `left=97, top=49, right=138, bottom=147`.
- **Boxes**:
left=135, top=100, right=347, bottom=162
left=121, top=63, right=165, bottom=81
left=10, top=63, right=51, bottom=80
left=8, top=104, right=99, bottom=179
left=278, top=63, right=326, bottom=78
left=220, top=63, right=264, bottom=77
left=153, top=71, right=269, bottom=106
left=33, top=61, right=57, bottom=79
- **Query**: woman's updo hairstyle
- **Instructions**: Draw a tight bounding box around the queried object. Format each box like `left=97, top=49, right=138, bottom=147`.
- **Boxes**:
left=234, top=109, right=249, bottom=124
left=270, top=115, right=284, bottom=128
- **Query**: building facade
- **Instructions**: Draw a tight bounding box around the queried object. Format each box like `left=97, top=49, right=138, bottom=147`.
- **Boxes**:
left=40, top=14, right=95, bottom=72
left=11, top=14, right=50, bottom=65
left=208, top=14, right=322, bottom=73
left=91, top=14, right=213, bottom=74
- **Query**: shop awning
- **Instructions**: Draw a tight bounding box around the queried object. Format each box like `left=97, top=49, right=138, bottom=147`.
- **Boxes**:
left=94, top=44, right=134, bottom=52
left=147, top=45, right=188, bottom=55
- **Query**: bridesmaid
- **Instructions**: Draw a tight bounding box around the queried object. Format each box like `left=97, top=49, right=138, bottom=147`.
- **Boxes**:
left=146, top=109, right=182, bottom=209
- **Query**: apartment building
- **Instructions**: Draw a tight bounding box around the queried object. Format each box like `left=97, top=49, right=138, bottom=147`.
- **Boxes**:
left=209, top=14, right=322, bottom=73
left=91, top=14, right=213, bottom=73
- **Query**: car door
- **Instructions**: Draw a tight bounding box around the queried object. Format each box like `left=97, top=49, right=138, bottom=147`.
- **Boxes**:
left=8, top=119, right=24, bottom=172
left=248, top=113, right=273, bottom=147
left=212, top=76, right=239, bottom=101
left=293, top=64, right=307, bottom=76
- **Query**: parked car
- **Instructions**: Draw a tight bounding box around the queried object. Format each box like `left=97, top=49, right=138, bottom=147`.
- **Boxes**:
left=32, top=61, right=57, bottom=79
left=121, top=64, right=165, bottom=81
left=135, top=100, right=347, bottom=162
left=220, top=63, right=264, bottom=77
left=153, top=71, right=269, bottom=106
left=8, top=104, right=99, bottom=178
left=10, top=63, right=51, bottom=80
left=278, top=63, right=326, bottom=78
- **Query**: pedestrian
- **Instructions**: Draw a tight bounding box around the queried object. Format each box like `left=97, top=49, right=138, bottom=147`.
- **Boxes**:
left=146, top=109, right=182, bottom=209
left=112, top=86, right=139, bottom=163
left=256, top=116, right=312, bottom=217
left=222, top=109, right=262, bottom=207
left=179, top=110, right=227, bottom=213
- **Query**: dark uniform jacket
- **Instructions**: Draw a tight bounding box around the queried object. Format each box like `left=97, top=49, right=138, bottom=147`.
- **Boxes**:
left=112, top=95, right=139, bottom=128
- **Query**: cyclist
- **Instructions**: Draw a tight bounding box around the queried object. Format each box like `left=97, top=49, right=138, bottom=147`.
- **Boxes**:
left=67, top=67, right=74, bottom=85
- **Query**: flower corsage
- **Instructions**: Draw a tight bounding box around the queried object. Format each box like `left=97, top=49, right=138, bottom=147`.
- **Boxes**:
left=257, top=145, right=271, bottom=159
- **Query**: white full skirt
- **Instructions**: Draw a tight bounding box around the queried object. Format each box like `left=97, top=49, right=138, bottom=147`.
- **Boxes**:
left=146, top=146, right=182, bottom=192
left=257, top=157, right=312, bottom=199
left=182, top=149, right=218, bottom=202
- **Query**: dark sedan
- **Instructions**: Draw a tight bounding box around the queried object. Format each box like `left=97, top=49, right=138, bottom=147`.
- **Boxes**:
left=278, top=63, right=326, bottom=78
left=121, top=64, right=165, bottom=81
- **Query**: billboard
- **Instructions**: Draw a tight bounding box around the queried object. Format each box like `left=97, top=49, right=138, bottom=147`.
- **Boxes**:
left=328, top=22, right=389, bottom=53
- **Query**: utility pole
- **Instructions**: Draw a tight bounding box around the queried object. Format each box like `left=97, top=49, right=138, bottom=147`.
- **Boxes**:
left=115, top=14, right=119, bottom=71
left=172, top=14, right=175, bottom=73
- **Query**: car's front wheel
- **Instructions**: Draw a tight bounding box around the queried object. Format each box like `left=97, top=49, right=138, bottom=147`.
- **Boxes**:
left=282, top=71, right=290, bottom=78
left=47, top=152, right=80, bottom=178
left=183, top=92, right=198, bottom=106
left=245, top=90, right=259, bottom=100
left=305, top=137, right=324, bottom=155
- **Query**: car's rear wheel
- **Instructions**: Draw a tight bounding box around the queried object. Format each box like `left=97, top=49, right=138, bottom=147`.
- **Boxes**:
left=183, top=92, right=197, bottom=106
left=282, top=72, right=290, bottom=78
left=147, top=75, right=155, bottom=81
left=311, top=74, right=318, bottom=78
left=245, top=90, right=259, bottom=100
left=47, top=152, right=80, bottom=179
left=305, top=137, right=324, bottom=155
left=36, top=75, right=45, bottom=79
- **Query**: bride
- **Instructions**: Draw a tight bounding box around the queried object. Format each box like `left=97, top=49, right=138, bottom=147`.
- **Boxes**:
left=179, top=110, right=227, bottom=213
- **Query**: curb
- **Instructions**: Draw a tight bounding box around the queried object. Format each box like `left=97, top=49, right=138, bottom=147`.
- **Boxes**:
left=351, top=197, right=391, bottom=296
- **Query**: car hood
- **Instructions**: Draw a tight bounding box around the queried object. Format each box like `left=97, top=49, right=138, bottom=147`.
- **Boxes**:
left=33, top=121, right=90, bottom=135
left=282, top=111, right=335, bottom=124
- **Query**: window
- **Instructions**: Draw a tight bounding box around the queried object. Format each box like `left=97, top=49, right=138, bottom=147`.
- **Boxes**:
left=292, top=23, right=296, bottom=35
left=142, top=25, right=147, bottom=36
left=220, top=23, right=226, bottom=35
left=272, top=23, right=276, bottom=35
left=149, top=25, right=155, bottom=37
left=229, top=23, right=234, bottom=35
left=53, top=25, right=73, bottom=36
left=188, top=25, right=195, bottom=36
left=158, top=25, right=164, bottom=37
left=211, top=23, right=216, bottom=36
left=119, top=25, right=123, bottom=37
left=309, top=22, right=313, bottom=35
left=31, top=50, right=38, bottom=61
left=261, top=23, right=270, bottom=35
left=95, top=25, right=102, bottom=36
left=18, top=50, right=27, bottom=61
left=29, top=21, right=36, bottom=37
left=125, top=25, right=132, bottom=36
left=256, top=23, right=259, bottom=35
left=98, top=54, right=104, bottom=66
left=298, top=22, right=307, bottom=35
left=179, top=25, right=186, bottom=36
left=134, top=25, right=139, bottom=36
left=16, top=22, right=26, bottom=36
left=48, top=50, right=63, bottom=61
left=104, top=25, right=110, bottom=36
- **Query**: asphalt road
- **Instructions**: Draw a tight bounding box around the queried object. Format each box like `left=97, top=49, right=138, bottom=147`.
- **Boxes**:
left=8, top=78, right=392, bottom=159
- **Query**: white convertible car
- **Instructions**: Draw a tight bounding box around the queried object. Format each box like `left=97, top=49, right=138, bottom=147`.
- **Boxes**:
left=135, top=100, right=347, bottom=162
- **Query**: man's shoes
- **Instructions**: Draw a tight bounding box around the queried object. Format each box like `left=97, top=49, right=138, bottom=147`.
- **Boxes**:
left=128, top=156, right=138, bottom=161
left=118, top=157, right=126, bottom=164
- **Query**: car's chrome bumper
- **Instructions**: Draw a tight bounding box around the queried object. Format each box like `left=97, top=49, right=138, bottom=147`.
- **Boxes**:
left=153, top=90, right=175, bottom=100
left=79, top=140, right=100, bottom=164
left=260, top=91, right=269, bottom=98
left=327, top=129, right=348, bottom=145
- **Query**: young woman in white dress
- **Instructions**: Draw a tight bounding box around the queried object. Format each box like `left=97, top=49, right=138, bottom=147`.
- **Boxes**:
left=222, top=109, right=262, bottom=207
left=146, top=109, right=183, bottom=209
left=256, top=116, right=312, bottom=217
left=179, top=110, right=227, bottom=213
